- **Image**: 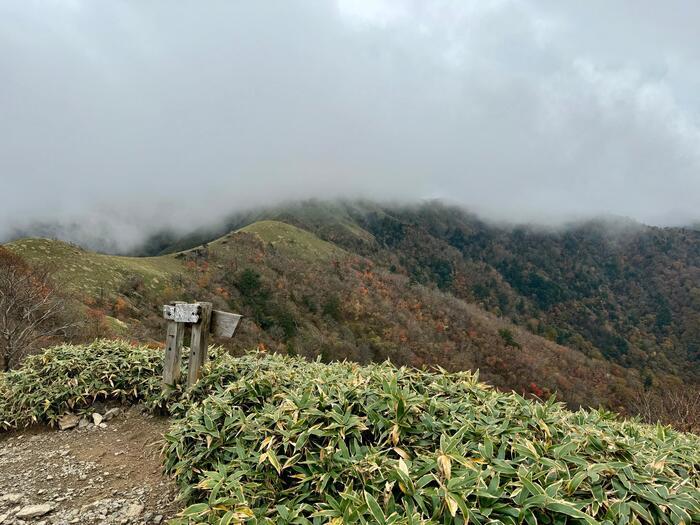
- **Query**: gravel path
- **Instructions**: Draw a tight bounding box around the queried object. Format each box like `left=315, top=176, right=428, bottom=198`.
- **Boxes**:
left=0, top=407, right=181, bottom=524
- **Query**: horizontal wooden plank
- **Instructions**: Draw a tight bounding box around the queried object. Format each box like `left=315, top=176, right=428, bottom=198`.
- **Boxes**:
left=163, top=303, right=200, bottom=323
left=211, top=310, right=242, bottom=338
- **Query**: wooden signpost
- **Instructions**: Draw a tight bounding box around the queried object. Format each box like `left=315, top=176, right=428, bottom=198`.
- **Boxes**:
left=162, top=301, right=241, bottom=388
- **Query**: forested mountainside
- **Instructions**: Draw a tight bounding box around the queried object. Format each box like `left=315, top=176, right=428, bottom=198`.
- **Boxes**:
left=5, top=224, right=641, bottom=413
left=6, top=200, right=699, bottom=427
left=170, top=200, right=698, bottom=386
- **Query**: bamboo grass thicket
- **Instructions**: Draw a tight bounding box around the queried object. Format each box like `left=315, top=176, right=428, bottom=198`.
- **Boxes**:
left=0, top=340, right=167, bottom=429
left=172, top=354, right=700, bottom=524
left=1, top=341, right=699, bottom=524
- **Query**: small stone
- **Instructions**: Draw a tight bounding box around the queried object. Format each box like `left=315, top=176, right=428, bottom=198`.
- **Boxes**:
left=58, top=414, right=80, bottom=431
left=99, top=423, right=107, bottom=429
left=103, top=407, right=121, bottom=421
left=0, top=493, right=22, bottom=504
left=78, top=417, right=90, bottom=429
left=16, top=504, right=53, bottom=519
left=153, top=515, right=163, bottom=524
left=124, top=503, right=144, bottom=518
left=92, top=413, right=103, bottom=425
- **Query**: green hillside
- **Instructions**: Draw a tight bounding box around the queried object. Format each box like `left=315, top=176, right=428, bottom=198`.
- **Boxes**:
left=237, top=220, right=346, bottom=261
left=6, top=221, right=337, bottom=296
left=6, top=237, right=185, bottom=297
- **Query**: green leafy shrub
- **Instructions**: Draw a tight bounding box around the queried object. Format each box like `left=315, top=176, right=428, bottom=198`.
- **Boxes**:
left=2, top=342, right=699, bottom=524
left=164, top=353, right=700, bottom=525
left=0, top=340, right=166, bottom=429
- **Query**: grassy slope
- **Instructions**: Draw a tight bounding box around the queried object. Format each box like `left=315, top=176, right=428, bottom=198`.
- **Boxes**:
left=6, top=238, right=185, bottom=298
left=237, top=220, right=346, bottom=261
left=4, top=219, right=336, bottom=293
left=236, top=199, right=380, bottom=251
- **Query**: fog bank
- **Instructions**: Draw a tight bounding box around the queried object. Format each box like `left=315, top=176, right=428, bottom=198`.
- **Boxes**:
left=2, top=1, right=700, bottom=251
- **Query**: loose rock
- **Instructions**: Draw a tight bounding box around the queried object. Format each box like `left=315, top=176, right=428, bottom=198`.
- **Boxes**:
left=0, top=493, right=22, bottom=505
left=16, top=503, right=53, bottom=519
left=124, top=502, right=144, bottom=518
left=58, top=414, right=80, bottom=431
left=103, top=408, right=121, bottom=421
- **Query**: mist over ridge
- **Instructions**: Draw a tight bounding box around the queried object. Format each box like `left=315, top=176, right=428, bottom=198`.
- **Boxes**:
left=2, top=1, right=700, bottom=251
left=4, top=198, right=665, bottom=256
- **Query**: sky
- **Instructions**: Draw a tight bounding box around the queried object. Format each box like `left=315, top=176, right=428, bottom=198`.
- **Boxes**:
left=1, top=0, right=699, bottom=251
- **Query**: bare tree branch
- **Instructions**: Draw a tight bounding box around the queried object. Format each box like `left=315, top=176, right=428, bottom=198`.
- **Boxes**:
left=0, top=247, right=80, bottom=370
left=632, top=382, right=700, bottom=433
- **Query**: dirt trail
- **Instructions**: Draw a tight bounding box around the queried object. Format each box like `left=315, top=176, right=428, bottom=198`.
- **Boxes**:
left=0, top=407, right=181, bottom=524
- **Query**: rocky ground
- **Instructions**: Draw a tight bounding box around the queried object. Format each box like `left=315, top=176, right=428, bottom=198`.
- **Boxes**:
left=0, top=406, right=181, bottom=524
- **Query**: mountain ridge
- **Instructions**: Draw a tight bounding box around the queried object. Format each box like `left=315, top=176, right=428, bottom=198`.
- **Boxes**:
left=4, top=201, right=699, bottom=428
left=138, top=200, right=698, bottom=383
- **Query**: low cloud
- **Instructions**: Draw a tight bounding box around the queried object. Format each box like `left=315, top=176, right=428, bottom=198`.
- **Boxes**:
left=2, top=1, right=699, bottom=251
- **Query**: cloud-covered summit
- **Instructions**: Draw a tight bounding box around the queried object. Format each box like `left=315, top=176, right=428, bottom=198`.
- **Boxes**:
left=2, top=1, right=699, bottom=251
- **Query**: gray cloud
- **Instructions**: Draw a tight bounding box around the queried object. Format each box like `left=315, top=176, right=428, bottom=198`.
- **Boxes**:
left=1, top=0, right=699, bottom=251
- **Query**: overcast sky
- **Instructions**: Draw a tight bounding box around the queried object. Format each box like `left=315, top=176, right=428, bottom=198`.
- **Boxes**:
left=2, top=1, right=700, bottom=251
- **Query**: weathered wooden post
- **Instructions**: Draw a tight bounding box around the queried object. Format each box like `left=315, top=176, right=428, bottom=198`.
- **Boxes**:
left=162, top=301, right=242, bottom=389
left=188, top=301, right=212, bottom=386
left=163, top=301, right=187, bottom=386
